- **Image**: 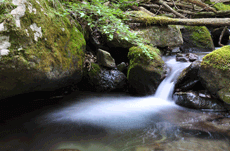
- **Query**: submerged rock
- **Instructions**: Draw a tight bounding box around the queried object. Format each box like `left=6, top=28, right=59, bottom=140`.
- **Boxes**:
left=127, top=45, right=164, bottom=96
left=0, top=0, right=85, bottom=99
left=180, top=26, right=214, bottom=52
left=199, top=45, right=230, bottom=105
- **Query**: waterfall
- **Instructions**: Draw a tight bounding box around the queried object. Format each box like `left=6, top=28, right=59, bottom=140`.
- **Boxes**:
left=154, top=57, right=190, bottom=100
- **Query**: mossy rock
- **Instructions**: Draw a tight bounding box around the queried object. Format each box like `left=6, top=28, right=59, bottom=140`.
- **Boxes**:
left=0, top=0, right=86, bottom=99
left=180, top=26, right=214, bottom=52
left=127, top=45, right=164, bottom=96
left=199, top=46, right=230, bottom=104
left=136, top=25, right=183, bottom=48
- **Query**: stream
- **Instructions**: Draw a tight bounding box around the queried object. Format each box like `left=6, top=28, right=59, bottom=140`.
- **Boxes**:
left=0, top=56, right=230, bottom=151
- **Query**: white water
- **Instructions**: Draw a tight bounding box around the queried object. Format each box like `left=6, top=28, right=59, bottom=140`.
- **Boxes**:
left=155, top=57, right=190, bottom=100
left=41, top=57, right=191, bottom=130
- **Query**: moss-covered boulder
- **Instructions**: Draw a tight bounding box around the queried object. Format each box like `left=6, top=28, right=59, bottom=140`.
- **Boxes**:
left=199, top=45, right=230, bottom=104
left=180, top=26, right=214, bottom=52
left=0, top=0, right=85, bottom=99
left=127, top=45, right=164, bottom=96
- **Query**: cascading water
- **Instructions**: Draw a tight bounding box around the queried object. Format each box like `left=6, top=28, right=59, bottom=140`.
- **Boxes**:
left=154, top=57, right=190, bottom=100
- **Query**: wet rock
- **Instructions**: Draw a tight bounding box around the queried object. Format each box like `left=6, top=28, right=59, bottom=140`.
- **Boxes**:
left=175, top=60, right=202, bottom=92
left=186, top=53, right=198, bottom=62
left=97, top=49, right=116, bottom=68
left=173, top=91, right=227, bottom=111
left=176, top=53, right=198, bottom=62
left=83, top=63, right=127, bottom=92
left=176, top=56, right=189, bottom=62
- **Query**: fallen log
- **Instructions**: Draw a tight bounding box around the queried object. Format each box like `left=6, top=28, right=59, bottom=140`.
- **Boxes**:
left=131, top=15, right=230, bottom=26
left=177, top=9, right=230, bottom=17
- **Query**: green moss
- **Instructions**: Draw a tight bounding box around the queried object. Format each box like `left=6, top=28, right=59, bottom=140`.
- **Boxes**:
left=201, top=45, right=230, bottom=71
left=88, top=63, right=101, bottom=78
left=127, top=45, right=163, bottom=78
left=185, top=26, right=213, bottom=49
left=0, top=0, right=16, bottom=20
left=129, top=11, right=176, bottom=26
left=213, top=3, right=230, bottom=11
left=1, top=0, right=85, bottom=72
left=205, top=0, right=230, bottom=11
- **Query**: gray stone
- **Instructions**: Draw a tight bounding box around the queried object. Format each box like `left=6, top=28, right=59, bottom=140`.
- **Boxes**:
left=136, top=25, right=183, bottom=48
left=97, top=49, right=116, bottom=68
left=186, top=53, right=198, bottom=62
left=176, top=57, right=189, bottom=62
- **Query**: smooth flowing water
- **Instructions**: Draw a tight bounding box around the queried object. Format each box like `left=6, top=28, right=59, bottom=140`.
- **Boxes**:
left=0, top=56, right=230, bottom=151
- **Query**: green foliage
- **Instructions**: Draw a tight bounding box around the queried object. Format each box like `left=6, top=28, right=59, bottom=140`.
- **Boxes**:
left=0, top=1, right=16, bottom=16
left=61, top=0, right=155, bottom=59
left=212, top=3, right=230, bottom=11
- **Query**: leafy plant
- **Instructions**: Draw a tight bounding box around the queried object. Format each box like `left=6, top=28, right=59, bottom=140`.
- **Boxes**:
left=61, top=0, right=153, bottom=59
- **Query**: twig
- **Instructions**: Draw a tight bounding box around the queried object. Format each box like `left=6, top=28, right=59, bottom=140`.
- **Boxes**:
left=156, top=5, right=162, bottom=15
left=156, top=0, right=187, bottom=18
left=218, top=26, right=228, bottom=47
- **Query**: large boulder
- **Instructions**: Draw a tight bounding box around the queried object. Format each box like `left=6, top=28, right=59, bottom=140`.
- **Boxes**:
left=180, top=26, right=214, bottom=52
left=199, top=45, right=230, bottom=104
left=127, top=45, right=164, bottom=95
left=0, top=0, right=85, bottom=99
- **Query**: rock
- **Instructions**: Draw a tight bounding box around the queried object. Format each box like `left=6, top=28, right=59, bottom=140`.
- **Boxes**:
left=180, top=26, right=214, bottom=52
left=199, top=45, right=230, bottom=105
left=173, top=91, right=227, bottom=111
left=117, top=62, right=128, bottom=75
left=176, top=56, right=189, bottom=62
left=136, top=24, right=183, bottom=48
left=186, top=53, right=198, bottom=62
left=127, top=45, right=164, bottom=96
left=0, top=0, right=86, bottom=99
left=175, top=60, right=203, bottom=92
left=83, top=63, right=127, bottom=92
left=171, top=47, right=181, bottom=54
left=176, top=53, right=198, bottom=62
left=210, top=27, right=230, bottom=47
left=97, top=49, right=116, bottom=68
